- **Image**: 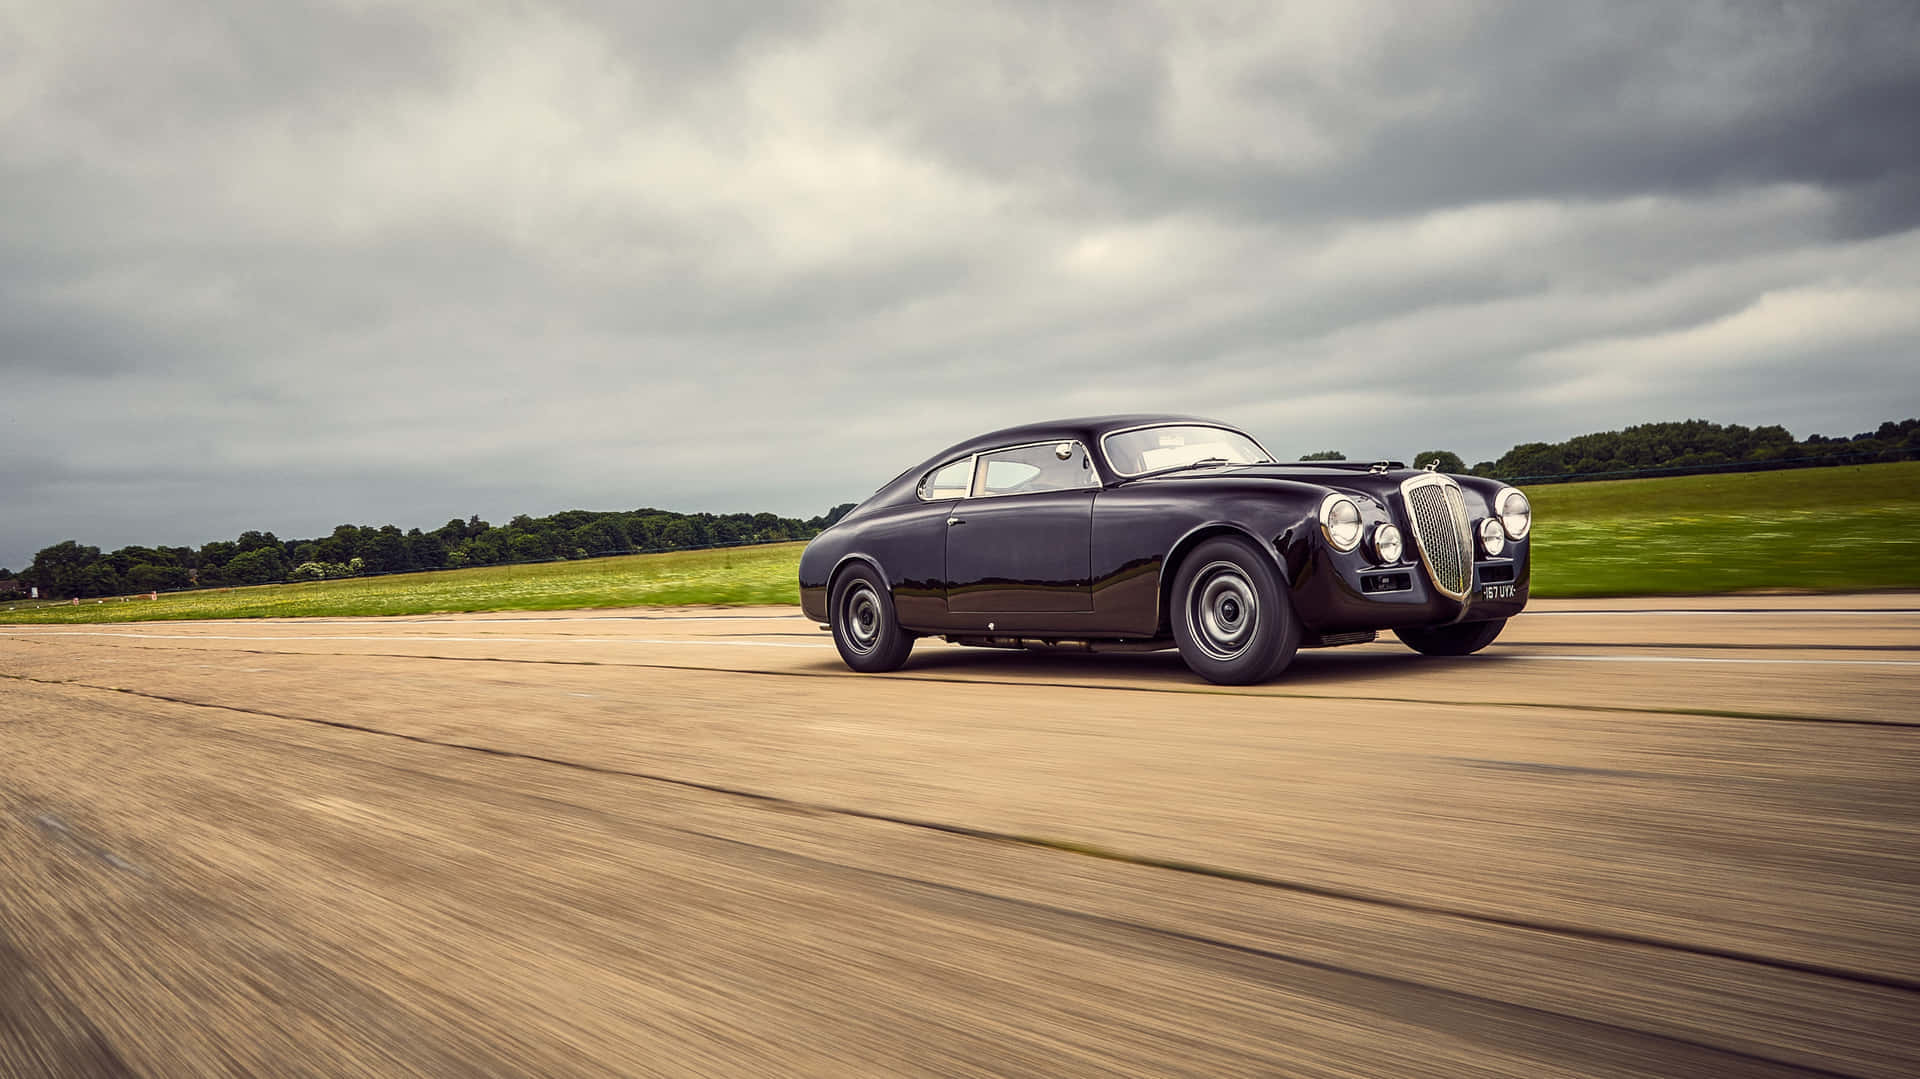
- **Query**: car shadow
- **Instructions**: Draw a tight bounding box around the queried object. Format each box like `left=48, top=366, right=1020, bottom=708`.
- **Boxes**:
left=801, top=643, right=1491, bottom=689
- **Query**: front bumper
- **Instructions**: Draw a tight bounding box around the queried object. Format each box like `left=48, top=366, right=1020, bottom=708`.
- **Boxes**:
left=1290, top=542, right=1530, bottom=631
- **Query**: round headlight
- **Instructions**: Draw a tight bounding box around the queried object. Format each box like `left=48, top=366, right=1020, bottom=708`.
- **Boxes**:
left=1496, top=488, right=1531, bottom=540
left=1477, top=517, right=1506, bottom=557
left=1320, top=495, right=1362, bottom=552
left=1372, top=523, right=1403, bottom=564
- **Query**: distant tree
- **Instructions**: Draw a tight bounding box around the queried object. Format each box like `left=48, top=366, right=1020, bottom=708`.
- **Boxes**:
left=822, top=502, right=856, bottom=528
left=28, top=540, right=103, bottom=599
left=405, top=529, right=447, bottom=570
left=1299, top=450, right=1346, bottom=461
left=76, top=562, right=122, bottom=598
left=198, top=540, right=238, bottom=569
left=641, top=514, right=682, bottom=547
left=107, top=546, right=173, bottom=575
left=509, top=533, right=552, bottom=562
left=235, top=530, right=280, bottom=554
left=569, top=522, right=617, bottom=555
left=1498, top=442, right=1566, bottom=478
left=361, top=525, right=410, bottom=573
left=1413, top=450, right=1466, bottom=473
left=467, top=528, right=512, bottom=565
left=225, top=547, right=286, bottom=585
left=126, top=563, right=191, bottom=592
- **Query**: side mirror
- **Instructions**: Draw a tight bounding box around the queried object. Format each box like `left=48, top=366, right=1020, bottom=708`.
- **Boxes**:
left=1054, top=443, right=1074, bottom=461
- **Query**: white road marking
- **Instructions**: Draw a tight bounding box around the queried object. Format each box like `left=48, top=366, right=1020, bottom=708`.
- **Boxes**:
left=1507, top=653, right=1920, bottom=667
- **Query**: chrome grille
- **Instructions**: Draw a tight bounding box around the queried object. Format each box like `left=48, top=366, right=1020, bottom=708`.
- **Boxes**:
left=1401, top=475, right=1473, bottom=599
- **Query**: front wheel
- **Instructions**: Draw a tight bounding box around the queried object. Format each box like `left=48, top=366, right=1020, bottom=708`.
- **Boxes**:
left=1393, top=618, right=1507, bottom=656
left=830, top=565, right=914, bottom=672
left=1170, top=537, right=1301, bottom=685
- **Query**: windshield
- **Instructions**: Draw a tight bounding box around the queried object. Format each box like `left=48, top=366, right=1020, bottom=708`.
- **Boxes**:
left=1101, top=425, right=1273, bottom=476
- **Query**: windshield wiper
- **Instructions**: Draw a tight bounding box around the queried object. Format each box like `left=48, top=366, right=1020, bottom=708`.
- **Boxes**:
left=1114, top=457, right=1241, bottom=484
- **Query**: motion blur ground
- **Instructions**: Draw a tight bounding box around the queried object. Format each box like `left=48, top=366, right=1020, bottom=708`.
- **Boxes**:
left=2, top=597, right=1916, bottom=1077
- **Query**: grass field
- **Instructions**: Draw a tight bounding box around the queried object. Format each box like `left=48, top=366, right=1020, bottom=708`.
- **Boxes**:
left=3, top=461, right=1915, bottom=623
left=0, top=544, right=806, bottom=625
left=1525, top=460, right=1920, bottom=596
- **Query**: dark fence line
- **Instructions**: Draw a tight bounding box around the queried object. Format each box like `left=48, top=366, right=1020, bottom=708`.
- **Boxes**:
left=13, top=536, right=810, bottom=606
left=1498, top=447, right=1919, bottom=485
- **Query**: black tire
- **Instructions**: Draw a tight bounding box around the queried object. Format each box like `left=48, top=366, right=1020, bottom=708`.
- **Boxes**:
left=829, top=564, right=914, bottom=672
left=1170, top=537, right=1301, bottom=685
left=1393, top=618, right=1507, bottom=656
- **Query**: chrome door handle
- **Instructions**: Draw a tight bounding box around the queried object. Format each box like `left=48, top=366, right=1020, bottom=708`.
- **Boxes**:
left=947, top=517, right=965, bottom=526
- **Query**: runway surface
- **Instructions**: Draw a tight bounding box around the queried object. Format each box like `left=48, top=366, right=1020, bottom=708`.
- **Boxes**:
left=2, top=595, right=1916, bottom=1077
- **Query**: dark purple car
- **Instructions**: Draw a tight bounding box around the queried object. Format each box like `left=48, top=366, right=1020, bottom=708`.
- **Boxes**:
left=798, top=415, right=1532, bottom=684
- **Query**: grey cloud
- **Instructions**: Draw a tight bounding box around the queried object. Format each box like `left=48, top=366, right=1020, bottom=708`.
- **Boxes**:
left=858, top=3, right=1920, bottom=226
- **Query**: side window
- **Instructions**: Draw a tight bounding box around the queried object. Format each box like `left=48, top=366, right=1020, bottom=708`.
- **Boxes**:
left=971, top=442, right=1093, bottom=497
left=917, top=458, right=972, bottom=501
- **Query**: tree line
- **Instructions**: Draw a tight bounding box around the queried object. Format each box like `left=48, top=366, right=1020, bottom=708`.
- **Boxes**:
left=1465, top=417, right=1919, bottom=482
left=5, top=504, right=856, bottom=601
left=1304, top=418, right=1919, bottom=482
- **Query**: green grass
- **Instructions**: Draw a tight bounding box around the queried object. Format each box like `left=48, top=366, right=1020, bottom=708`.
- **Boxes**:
left=3, top=461, right=1915, bottom=623
left=0, top=543, right=807, bottom=624
left=1526, top=460, right=1920, bottom=596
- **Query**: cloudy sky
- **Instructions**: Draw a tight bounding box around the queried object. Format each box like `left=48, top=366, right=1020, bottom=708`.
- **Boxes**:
left=4, top=0, right=1918, bottom=569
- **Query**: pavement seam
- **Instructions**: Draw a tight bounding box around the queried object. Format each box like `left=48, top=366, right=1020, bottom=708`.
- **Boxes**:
left=7, top=670, right=1918, bottom=999
left=1511, top=641, right=1920, bottom=653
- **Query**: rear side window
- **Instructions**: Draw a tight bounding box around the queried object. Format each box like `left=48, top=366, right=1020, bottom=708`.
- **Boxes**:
left=917, top=458, right=973, bottom=501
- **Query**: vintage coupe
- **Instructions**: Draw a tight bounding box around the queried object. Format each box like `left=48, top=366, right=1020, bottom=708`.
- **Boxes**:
left=798, top=415, right=1531, bottom=684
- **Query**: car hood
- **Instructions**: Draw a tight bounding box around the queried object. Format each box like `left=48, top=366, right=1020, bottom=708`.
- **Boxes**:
left=1126, top=463, right=1427, bottom=503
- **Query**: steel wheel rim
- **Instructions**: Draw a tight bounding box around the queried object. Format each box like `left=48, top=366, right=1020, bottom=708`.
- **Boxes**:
left=842, top=582, right=882, bottom=654
left=1189, top=560, right=1258, bottom=661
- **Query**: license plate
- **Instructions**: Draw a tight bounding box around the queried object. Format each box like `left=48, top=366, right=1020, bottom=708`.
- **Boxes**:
left=1482, top=583, right=1517, bottom=601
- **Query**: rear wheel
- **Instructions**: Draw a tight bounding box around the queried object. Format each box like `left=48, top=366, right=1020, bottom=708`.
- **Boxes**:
left=1393, top=618, right=1507, bottom=656
left=830, top=564, right=914, bottom=672
left=1170, top=537, right=1301, bottom=685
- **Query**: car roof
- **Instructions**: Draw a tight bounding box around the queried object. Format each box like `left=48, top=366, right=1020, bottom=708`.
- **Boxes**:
left=921, top=414, right=1235, bottom=465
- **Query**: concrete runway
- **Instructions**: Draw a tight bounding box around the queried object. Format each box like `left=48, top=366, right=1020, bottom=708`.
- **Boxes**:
left=2, top=595, right=1916, bottom=1077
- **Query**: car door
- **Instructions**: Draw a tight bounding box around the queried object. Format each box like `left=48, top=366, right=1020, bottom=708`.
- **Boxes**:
left=945, top=441, right=1097, bottom=613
